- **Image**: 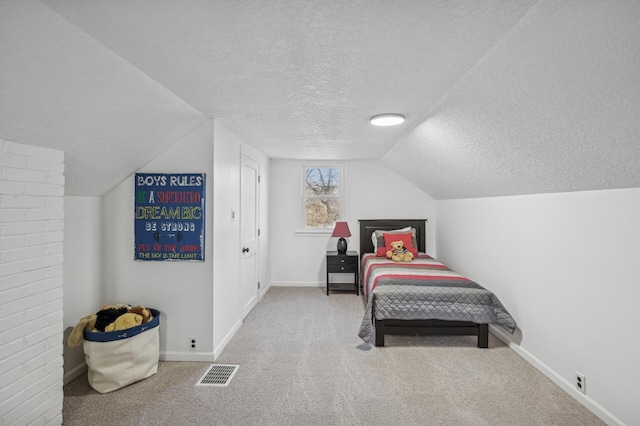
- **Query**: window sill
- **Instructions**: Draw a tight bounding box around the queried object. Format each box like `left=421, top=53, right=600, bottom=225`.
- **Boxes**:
left=295, top=229, right=333, bottom=236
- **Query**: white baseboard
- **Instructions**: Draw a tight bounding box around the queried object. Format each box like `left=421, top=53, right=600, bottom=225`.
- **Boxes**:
left=213, top=319, right=243, bottom=359
left=489, top=325, right=624, bottom=426
left=260, top=281, right=272, bottom=299
left=67, top=352, right=216, bottom=366
left=160, top=351, right=216, bottom=362
left=64, top=362, right=87, bottom=385
left=270, top=281, right=323, bottom=287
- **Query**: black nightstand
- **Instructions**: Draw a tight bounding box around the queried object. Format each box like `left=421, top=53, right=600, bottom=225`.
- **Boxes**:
left=326, top=251, right=359, bottom=295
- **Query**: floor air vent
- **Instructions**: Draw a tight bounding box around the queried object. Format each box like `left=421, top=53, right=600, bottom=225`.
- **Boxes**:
left=196, top=364, right=239, bottom=387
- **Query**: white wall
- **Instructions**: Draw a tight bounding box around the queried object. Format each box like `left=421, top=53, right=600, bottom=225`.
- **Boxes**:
left=212, top=120, right=270, bottom=356
left=101, top=119, right=270, bottom=360
left=102, top=121, right=215, bottom=359
left=270, top=160, right=436, bottom=286
left=62, top=196, right=102, bottom=383
left=436, top=188, right=640, bottom=426
left=212, top=122, right=240, bottom=355
left=0, top=140, right=64, bottom=425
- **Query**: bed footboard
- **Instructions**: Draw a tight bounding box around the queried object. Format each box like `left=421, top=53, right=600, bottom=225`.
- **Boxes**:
left=374, top=319, right=489, bottom=348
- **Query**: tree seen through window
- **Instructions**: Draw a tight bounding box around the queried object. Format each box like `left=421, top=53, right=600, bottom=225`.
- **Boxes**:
left=304, top=167, right=341, bottom=228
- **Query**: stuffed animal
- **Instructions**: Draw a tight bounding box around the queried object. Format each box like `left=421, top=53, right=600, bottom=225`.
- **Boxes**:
left=94, top=306, right=130, bottom=331
left=105, top=312, right=143, bottom=332
left=67, top=313, right=98, bottom=348
left=68, top=304, right=154, bottom=347
left=128, top=306, right=152, bottom=323
left=387, top=240, right=414, bottom=262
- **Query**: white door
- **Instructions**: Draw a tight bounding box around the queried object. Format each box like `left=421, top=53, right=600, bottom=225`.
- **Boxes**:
left=240, top=153, right=259, bottom=319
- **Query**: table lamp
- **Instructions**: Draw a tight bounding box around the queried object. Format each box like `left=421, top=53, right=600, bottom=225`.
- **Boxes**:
left=331, top=221, right=351, bottom=254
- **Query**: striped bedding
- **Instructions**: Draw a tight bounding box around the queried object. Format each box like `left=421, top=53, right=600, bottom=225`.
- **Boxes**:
left=358, top=253, right=516, bottom=342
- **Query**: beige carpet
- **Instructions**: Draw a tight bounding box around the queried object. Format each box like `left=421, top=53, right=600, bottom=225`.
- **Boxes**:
left=63, top=287, right=604, bottom=425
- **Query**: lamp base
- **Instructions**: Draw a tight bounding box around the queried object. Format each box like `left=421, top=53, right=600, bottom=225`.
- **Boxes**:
left=337, top=237, right=347, bottom=254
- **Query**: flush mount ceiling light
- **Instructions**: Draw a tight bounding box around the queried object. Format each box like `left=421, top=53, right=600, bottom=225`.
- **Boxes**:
left=370, top=113, right=405, bottom=126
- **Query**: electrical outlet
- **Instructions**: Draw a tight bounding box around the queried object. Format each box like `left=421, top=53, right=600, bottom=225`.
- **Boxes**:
left=575, top=371, right=586, bottom=394
left=190, top=336, right=198, bottom=351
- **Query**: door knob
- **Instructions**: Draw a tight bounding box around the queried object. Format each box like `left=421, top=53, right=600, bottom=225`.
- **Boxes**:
left=242, top=247, right=250, bottom=253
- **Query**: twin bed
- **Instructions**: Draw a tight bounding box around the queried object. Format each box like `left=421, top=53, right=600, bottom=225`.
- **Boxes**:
left=357, top=219, right=516, bottom=347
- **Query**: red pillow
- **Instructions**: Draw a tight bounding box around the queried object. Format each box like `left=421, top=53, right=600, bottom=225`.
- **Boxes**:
left=382, top=232, right=418, bottom=256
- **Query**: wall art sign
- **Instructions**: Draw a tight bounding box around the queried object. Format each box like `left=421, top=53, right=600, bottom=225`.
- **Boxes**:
left=134, top=173, right=205, bottom=261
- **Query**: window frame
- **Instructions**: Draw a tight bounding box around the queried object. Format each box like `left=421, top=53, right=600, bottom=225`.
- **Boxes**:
left=300, top=163, right=345, bottom=233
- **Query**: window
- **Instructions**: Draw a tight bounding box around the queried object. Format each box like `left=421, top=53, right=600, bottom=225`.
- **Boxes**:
left=303, top=165, right=342, bottom=229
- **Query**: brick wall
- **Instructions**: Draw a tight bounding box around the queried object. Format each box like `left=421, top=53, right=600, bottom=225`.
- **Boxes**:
left=1, top=140, right=64, bottom=425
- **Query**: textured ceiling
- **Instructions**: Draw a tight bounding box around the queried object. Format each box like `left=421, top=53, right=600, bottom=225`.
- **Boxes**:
left=0, top=0, right=207, bottom=195
left=383, top=0, right=640, bottom=199
left=1, top=0, right=639, bottom=198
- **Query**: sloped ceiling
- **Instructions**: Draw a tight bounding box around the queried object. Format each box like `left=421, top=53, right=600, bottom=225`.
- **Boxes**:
left=1, top=0, right=639, bottom=198
left=0, top=0, right=208, bottom=195
left=383, top=0, right=640, bottom=199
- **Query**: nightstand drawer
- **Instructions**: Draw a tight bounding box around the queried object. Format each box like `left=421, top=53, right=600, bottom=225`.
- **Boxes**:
left=327, top=255, right=358, bottom=266
left=327, top=262, right=358, bottom=273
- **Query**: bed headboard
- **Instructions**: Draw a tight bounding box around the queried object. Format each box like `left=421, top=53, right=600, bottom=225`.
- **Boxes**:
left=358, top=219, right=427, bottom=255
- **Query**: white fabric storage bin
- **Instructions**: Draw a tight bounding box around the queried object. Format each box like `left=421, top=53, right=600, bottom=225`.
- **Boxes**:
left=83, top=309, right=160, bottom=393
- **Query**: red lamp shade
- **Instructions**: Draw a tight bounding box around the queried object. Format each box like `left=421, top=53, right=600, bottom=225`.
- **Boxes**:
left=331, top=222, right=351, bottom=238
left=331, top=222, right=351, bottom=253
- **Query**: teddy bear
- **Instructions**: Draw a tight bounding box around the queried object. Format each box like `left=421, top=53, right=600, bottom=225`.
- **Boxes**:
left=128, top=306, right=153, bottom=324
left=386, top=240, right=414, bottom=262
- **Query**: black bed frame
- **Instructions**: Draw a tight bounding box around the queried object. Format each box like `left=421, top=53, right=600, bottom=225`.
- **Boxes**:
left=359, top=219, right=489, bottom=348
